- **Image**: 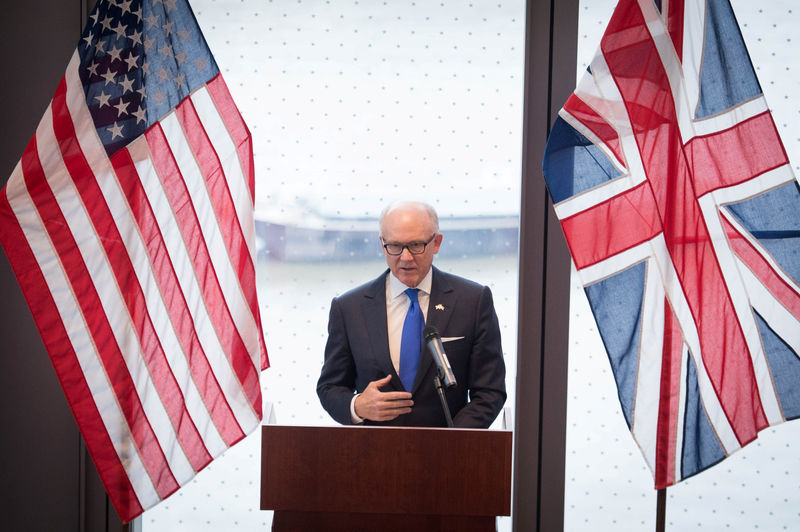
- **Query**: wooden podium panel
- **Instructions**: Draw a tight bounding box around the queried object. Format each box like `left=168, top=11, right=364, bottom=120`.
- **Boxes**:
left=261, top=425, right=512, bottom=530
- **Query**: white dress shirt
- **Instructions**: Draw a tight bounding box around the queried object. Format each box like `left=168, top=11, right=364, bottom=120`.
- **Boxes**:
left=385, top=269, right=432, bottom=374
left=350, top=268, right=433, bottom=423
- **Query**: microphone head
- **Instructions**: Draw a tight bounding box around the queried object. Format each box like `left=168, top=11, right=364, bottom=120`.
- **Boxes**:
left=423, top=324, right=439, bottom=340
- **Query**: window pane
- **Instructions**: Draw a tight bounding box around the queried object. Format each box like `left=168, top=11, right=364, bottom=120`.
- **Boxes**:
left=565, top=1, right=800, bottom=530
left=144, top=1, right=524, bottom=529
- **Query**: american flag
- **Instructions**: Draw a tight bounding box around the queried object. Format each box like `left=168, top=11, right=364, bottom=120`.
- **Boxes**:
left=0, top=0, right=268, bottom=522
left=543, top=0, right=800, bottom=489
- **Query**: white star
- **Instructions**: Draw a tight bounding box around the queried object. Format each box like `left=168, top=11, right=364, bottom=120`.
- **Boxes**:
left=174, top=51, right=187, bottom=65
left=141, top=61, right=152, bottom=75
left=86, top=61, right=100, bottom=76
left=174, top=72, right=185, bottom=87
left=110, top=20, right=127, bottom=39
left=144, top=13, right=160, bottom=30
left=128, top=29, right=142, bottom=46
left=101, top=68, right=117, bottom=85
left=119, top=74, right=135, bottom=94
left=107, top=44, right=123, bottom=62
left=177, top=28, right=192, bottom=43
left=158, top=43, right=173, bottom=58
left=131, top=105, right=147, bottom=125
left=118, top=0, right=133, bottom=15
left=114, top=99, right=130, bottom=118
left=82, top=32, right=94, bottom=48
left=149, top=89, right=166, bottom=106
left=101, top=16, right=113, bottom=32
left=89, top=10, right=100, bottom=25
left=107, top=122, right=124, bottom=140
left=163, top=0, right=178, bottom=11
left=162, top=21, right=174, bottom=36
left=192, top=57, right=209, bottom=72
left=123, top=51, right=139, bottom=71
left=132, top=5, right=142, bottom=21
left=143, top=36, right=156, bottom=53
left=154, top=66, right=170, bottom=83
left=94, top=90, right=112, bottom=108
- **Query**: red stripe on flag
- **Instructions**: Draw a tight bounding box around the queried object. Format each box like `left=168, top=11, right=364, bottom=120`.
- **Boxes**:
left=110, top=146, right=246, bottom=446
left=175, top=97, right=261, bottom=347
left=687, top=112, right=789, bottom=197
left=51, top=79, right=215, bottom=474
left=655, top=300, right=683, bottom=489
left=205, top=75, right=269, bottom=371
left=722, top=214, right=800, bottom=318
left=602, top=3, right=767, bottom=444
left=562, top=182, right=661, bottom=269
left=0, top=183, right=144, bottom=520
left=19, top=125, right=179, bottom=498
left=206, top=74, right=255, bottom=202
left=666, top=0, right=684, bottom=61
left=145, top=123, right=262, bottom=416
left=563, top=94, right=625, bottom=168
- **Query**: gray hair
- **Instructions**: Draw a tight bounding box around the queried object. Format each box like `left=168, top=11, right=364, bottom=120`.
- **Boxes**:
left=379, top=200, right=439, bottom=235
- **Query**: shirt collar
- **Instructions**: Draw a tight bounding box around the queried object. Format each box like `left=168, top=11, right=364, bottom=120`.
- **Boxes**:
left=388, top=267, right=433, bottom=300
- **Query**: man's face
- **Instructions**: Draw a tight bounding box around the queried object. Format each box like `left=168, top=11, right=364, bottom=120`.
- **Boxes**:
left=380, top=207, right=442, bottom=287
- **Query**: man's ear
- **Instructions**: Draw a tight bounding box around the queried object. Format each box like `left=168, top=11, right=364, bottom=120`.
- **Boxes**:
left=431, top=233, right=443, bottom=254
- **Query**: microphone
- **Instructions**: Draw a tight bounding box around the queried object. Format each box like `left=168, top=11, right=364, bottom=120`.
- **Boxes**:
left=423, top=325, right=457, bottom=388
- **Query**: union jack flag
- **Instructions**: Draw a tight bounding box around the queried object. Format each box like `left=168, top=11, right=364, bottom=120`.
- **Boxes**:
left=543, top=0, right=800, bottom=488
left=0, top=0, right=267, bottom=522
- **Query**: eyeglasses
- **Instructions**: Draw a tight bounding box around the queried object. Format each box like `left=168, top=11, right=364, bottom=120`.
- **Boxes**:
left=381, top=234, right=437, bottom=256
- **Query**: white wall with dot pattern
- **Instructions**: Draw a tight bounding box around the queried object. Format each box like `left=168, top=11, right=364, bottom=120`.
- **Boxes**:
left=144, top=1, right=799, bottom=530
left=145, top=0, right=523, bottom=530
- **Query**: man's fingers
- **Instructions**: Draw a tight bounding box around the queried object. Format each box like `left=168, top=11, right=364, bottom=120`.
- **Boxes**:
left=373, top=401, right=413, bottom=421
left=369, top=374, right=393, bottom=389
left=381, top=391, right=413, bottom=401
left=355, top=375, right=414, bottom=421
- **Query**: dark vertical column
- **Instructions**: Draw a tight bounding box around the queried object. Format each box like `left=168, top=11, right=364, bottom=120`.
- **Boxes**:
left=0, top=3, right=83, bottom=530
left=513, top=0, right=577, bottom=531
left=0, top=0, right=124, bottom=530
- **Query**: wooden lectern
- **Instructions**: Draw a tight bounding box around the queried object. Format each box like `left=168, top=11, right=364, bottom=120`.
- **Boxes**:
left=260, top=425, right=512, bottom=531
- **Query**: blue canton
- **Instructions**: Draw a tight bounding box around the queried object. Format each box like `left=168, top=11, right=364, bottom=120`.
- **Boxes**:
left=78, top=0, right=220, bottom=157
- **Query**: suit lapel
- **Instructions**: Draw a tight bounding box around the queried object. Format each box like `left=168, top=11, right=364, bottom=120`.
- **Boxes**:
left=412, top=266, right=457, bottom=393
left=361, top=270, right=401, bottom=389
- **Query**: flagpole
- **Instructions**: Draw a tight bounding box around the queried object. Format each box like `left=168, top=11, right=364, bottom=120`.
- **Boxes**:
left=656, top=488, right=666, bottom=532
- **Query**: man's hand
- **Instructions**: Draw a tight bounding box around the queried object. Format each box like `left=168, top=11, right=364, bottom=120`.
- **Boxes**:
left=354, top=375, right=413, bottom=421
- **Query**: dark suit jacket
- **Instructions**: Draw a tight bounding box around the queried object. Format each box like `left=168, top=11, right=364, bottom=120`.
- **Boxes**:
left=317, top=266, right=506, bottom=428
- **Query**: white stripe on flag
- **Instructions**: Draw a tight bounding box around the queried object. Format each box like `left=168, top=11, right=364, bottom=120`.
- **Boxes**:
left=653, top=233, right=742, bottom=454
left=128, top=135, right=260, bottom=431
left=5, top=134, right=161, bottom=510
left=638, top=0, right=697, bottom=143
left=631, top=255, right=666, bottom=473
left=698, top=194, right=783, bottom=425
left=63, top=53, right=228, bottom=460
left=159, top=111, right=261, bottom=368
left=680, top=0, right=706, bottom=120
left=674, top=345, right=689, bottom=485
left=191, top=87, right=257, bottom=266
left=552, top=109, right=634, bottom=220
left=583, top=51, right=647, bottom=184
left=35, top=87, right=197, bottom=487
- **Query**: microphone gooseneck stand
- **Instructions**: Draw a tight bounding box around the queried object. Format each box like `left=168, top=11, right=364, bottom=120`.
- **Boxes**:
left=434, top=373, right=454, bottom=428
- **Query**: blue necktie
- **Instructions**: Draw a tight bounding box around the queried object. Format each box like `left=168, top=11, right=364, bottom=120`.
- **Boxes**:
left=398, top=288, right=424, bottom=392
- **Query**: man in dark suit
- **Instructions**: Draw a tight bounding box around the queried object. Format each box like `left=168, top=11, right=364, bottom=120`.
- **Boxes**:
left=317, top=201, right=506, bottom=428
